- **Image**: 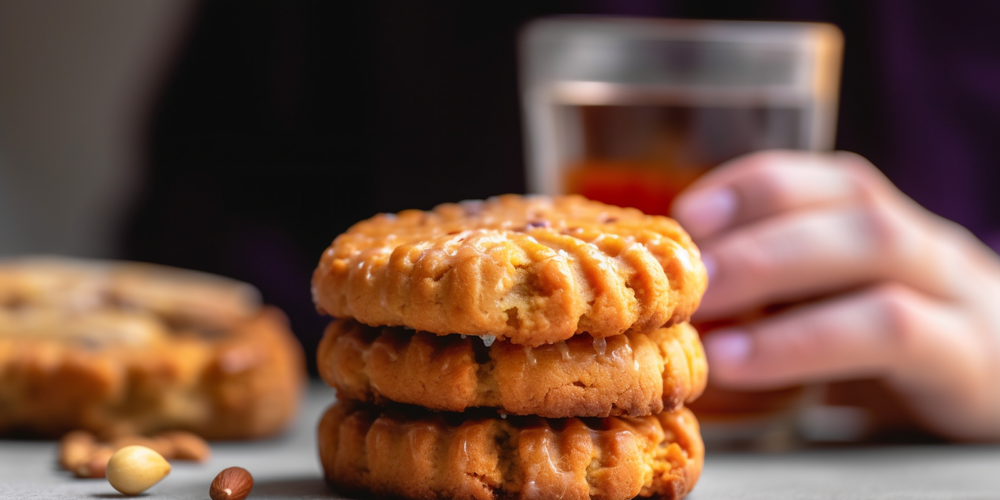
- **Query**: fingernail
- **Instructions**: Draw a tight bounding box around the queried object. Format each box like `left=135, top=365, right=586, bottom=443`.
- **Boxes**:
left=705, top=330, right=752, bottom=366
left=701, top=253, right=717, bottom=284
left=674, top=188, right=736, bottom=239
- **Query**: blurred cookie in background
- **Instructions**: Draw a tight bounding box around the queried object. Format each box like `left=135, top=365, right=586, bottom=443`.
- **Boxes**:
left=0, top=256, right=305, bottom=440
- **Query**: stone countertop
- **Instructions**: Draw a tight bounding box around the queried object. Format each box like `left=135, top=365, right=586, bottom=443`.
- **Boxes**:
left=2, top=382, right=999, bottom=499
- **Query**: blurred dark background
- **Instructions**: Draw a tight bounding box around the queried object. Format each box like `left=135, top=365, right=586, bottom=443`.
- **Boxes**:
left=2, top=1, right=999, bottom=374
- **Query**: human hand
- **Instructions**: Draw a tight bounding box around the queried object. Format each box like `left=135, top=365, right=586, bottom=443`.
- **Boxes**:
left=672, top=150, right=1000, bottom=440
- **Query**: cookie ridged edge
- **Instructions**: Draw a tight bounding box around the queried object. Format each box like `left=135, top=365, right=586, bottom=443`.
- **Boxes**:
left=318, top=401, right=704, bottom=500
left=318, top=320, right=707, bottom=418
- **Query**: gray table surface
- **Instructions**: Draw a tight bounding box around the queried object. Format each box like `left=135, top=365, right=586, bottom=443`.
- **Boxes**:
left=2, top=382, right=999, bottom=499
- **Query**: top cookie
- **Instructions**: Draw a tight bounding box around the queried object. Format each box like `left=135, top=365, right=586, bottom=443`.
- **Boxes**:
left=313, top=195, right=707, bottom=346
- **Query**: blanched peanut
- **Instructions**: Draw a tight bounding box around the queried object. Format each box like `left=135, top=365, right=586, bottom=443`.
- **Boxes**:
left=105, top=445, right=171, bottom=495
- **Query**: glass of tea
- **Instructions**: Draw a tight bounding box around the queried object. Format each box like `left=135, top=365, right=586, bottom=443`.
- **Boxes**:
left=520, top=16, right=844, bottom=449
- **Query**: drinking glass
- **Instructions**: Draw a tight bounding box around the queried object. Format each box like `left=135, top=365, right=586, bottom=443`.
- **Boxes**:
left=520, top=16, right=844, bottom=449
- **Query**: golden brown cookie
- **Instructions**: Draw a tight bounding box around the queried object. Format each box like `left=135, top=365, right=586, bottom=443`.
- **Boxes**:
left=312, top=195, right=707, bottom=346
left=318, top=400, right=703, bottom=500
left=0, top=257, right=305, bottom=439
left=317, top=319, right=707, bottom=418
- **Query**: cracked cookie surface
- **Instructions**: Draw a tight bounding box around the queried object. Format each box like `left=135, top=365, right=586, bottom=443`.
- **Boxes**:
left=318, top=319, right=706, bottom=418
left=318, top=400, right=703, bottom=500
left=312, top=195, right=707, bottom=346
left=0, top=257, right=305, bottom=439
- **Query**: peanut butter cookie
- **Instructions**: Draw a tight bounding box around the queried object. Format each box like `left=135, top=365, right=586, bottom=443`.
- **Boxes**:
left=0, top=257, right=305, bottom=439
left=312, top=195, right=707, bottom=346
left=318, top=400, right=703, bottom=500
left=317, top=319, right=706, bottom=418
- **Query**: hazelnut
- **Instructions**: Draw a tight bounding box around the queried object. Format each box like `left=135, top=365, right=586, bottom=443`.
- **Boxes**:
left=210, top=466, right=253, bottom=500
left=105, top=445, right=171, bottom=495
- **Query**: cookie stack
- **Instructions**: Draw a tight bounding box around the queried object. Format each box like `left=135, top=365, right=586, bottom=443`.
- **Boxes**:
left=312, top=195, right=709, bottom=500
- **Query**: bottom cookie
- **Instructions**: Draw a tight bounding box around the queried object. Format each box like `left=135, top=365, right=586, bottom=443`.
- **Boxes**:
left=318, top=401, right=703, bottom=500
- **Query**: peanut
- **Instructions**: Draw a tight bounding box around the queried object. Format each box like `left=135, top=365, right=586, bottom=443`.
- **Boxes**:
left=157, top=430, right=211, bottom=462
left=58, top=430, right=96, bottom=471
left=106, top=445, right=171, bottom=495
left=74, top=446, right=114, bottom=479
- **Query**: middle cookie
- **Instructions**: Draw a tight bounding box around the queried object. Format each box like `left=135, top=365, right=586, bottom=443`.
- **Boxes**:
left=318, top=319, right=707, bottom=418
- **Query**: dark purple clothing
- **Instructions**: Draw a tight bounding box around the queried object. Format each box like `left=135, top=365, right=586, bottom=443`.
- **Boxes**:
left=125, top=1, right=1000, bottom=372
left=866, top=2, right=1000, bottom=250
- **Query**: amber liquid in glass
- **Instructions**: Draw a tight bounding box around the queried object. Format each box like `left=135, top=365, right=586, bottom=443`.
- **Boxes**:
left=562, top=104, right=804, bottom=215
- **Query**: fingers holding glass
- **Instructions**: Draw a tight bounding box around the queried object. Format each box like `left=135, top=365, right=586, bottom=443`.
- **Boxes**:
left=673, top=150, right=865, bottom=241
left=693, top=201, right=939, bottom=321
left=702, top=283, right=998, bottom=439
